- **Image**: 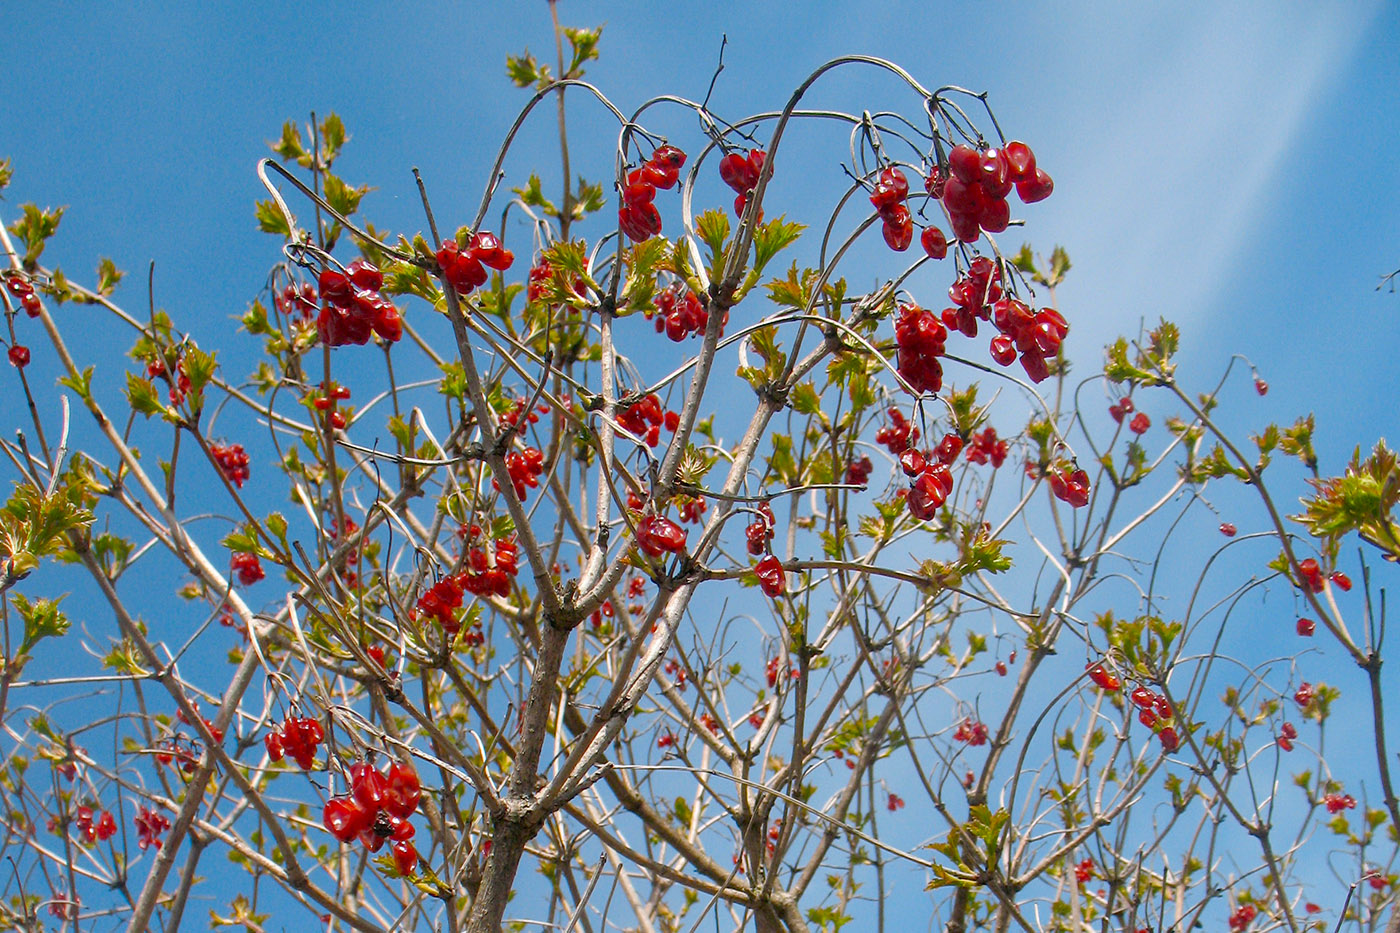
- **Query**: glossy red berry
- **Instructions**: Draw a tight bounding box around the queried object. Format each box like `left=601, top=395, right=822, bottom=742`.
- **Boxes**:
left=919, top=225, right=948, bottom=259
left=384, top=761, right=422, bottom=819
left=1296, top=617, right=1316, bottom=637
left=1254, top=377, right=1269, bottom=396
left=637, top=515, right=687, bottom=556
left=323, top=796, right=371, bottom=843
left=989, top=333, right=1016, bottom=366
left=8, top=344, right=29, bottom=367
left=392, top=839, right=419, bottom=876
left=1329, top=571, right=1352, bottom=591
left=1016, top=167, right=1054, bottom=203
left=755, top=554, right=786, bottom=598
left=1157, top=727, right=1180, bottom=752
left=1219, top=522, right=1237, bottom=537
left=947, top=145, right=981, bottom=185
left=350, top=762, right=390, bottom=812
left=1003, top=141, right=1036, bottom=181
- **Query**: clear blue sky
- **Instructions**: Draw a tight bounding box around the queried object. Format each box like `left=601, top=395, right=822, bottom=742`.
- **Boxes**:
left=5, top=0, right=1398, bottom=925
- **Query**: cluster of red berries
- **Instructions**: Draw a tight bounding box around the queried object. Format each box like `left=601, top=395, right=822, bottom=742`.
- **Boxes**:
left=869, top=166, right=915, bottom=251
left=754, top=555, right=786, bottom=597
left=844, top=456, right=873, bottom=486
left=677, top=495, right=707, bottom=524
left=637, top=514, right=687, bottom=557
left=887, top=793, right=905, bottom=812
left=264, top=715, right=324, bottom=769
left=900, top=447, right=955, bottom=521
left=1227, top=904, right=1257, bottom=932
left=1295, top=558, right=1325, bottom=593
left=719, top=148, right=767, bottom=217
left=500, top=446, right=545, bottom=500
left=210, top=442, right=250, bottom=488
left=500, top=395, right=548, bottom=430
left=953, top=718, right=989, bottom=746
left=8, top=344, right=29, bottom=368
left=135, top=807, right=171, bottom=850
left=275, top=280, right=318, bottom=318
left=875, top=407, right=920, bottom=455
left=1277, top=721, right=1299, bottom=751
left=4, top=273, right=42, bottom=316
left=316, top=259, right=403, bottom=347
left=462, top=535, right=519, bottom=600
left=73, top=805, right=117, bottom=843
left=651, top=282, right=724, bottom=341
left=988, top=299, right=1069, bottom=385
left=1108, top=394, right=1150, bottom=434
left=619, top=145, right=687, bottom=242
left=765, top=656, right=798, bottom=689
left=965, top=427, right=1008, bottom=467
left=313, top=380, right=352, bottom=429
left=1128, top=684, right=1180, bottom=752
left=744, top=503, right=776, bottom=555
left=231, top=552, right=264, bottom=586
left=147, top=354, right=193, bottom=407
left=617, top=393, right=680, bottom=448
left=1047, top=463, right=1091, bottom=508
left=322, top=759, right=423, bottom=877
left=935, top=141, right=1051, bottom=244
left=526, top=257, right=587, bottom=307
left=1074, top=858, right=1095, bottom=884
left=894, top=301, right=948, bottom=394
left=435, top=231, right=515, bottom=295
left=1323, top=791, right=1356, bottom=815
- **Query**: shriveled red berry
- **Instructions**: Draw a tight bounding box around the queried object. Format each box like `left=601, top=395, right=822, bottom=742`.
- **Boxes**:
left=1128, top=412, right=1151, bottom=435
left=384, top=761, right=423, bottom=819
left=755, top=554, right=786, bottom=598
left=1296, top=617, right=1316, bottom=637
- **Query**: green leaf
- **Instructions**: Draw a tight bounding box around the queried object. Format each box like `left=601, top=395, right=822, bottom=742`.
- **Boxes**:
left=319, top=113, right=347, bottom=164
left=270, top=121, right=306, bottom=163
left=57, top=365, right=94, bottom=401
left=13, top=594, right=69, bottom=655
left=695, top=209, right=731, bottom=271
left=255, top=200, right=293, bottom=238
left=125, top=372, right=163, bottom=417
left=96, top=257, right=123, bottom=296
left=323, top=173, right=371, bottom=218
left=513, top=174, right=557, bottom=217
left=506, top=51, right=541, bottom=88
left=266, top=512, right=288, bottom=543
left=182, top=345, right=217, bottom=396
left=789, top=381, right=822, bottom=416
left=1011, top=243, right=1038, bottom=275
left=8, top=204, right=65, bottom=268
left=752, top=215, right=806, bottom=275
left=563, top=26, right=603, bottom=78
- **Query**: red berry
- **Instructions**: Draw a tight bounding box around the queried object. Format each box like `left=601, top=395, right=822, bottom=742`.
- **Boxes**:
left=350, top=762, right=390, bottom=812
left=8, top=344, right=30, bottom=367
left=1329, top=571, right=1352, bottom=591
left=989, top=333, right=1016, bottom=366
left=1157, top=727, right=1180, bottom=752
left=21, top=293, right=41, bottom=317
left=637, top=515, right=686, bottom=556
left=323, top=796, right=370, bottom=843
left=1128, top=412, right=1151, bottom=435
left=1219, top=522, right=1237, bottom=537
left=384, top=761, right=422, bottom=819
left=755, top=554, right=786, bottom=598
left=1016, top=167, right=1054, bottom=203
left=920, top=226, right=948, bottom=259
left=1254, top=377, right=1269, bottom=396
left=1296, top=617, right=1316, bottom=637
left=947, top=145, right=981, bottom=185
left=1003, top=141, right=1036, bottom=181
left=391, top=839, right=419, bottom=876
left=882, top=216, right=913, bottom=251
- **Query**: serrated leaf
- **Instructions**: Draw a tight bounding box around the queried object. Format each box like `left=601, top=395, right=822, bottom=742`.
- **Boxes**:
left=126, top=372, right=163, bottom=417
left=96, top=257, right=123, bottom=296
left=319, top=113, right=347, bottom=164
left=8, top=204, right=65, bottom=268
left=506, top=51, right=541, bottom=88
left=323, top=173, right=371, bottom=218
left=752, top=215, right=805, bottom=275
left=270, top=121, right=306, bottom=163
left=255, top=200, right=293, bottom=237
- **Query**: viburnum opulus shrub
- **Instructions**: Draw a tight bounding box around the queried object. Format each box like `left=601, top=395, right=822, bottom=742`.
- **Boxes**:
left=0, top=15, right=1396, bottom=933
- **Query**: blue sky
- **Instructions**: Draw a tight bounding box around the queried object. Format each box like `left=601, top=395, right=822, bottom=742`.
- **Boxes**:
left=5, top=0, right=1399, bottom=924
